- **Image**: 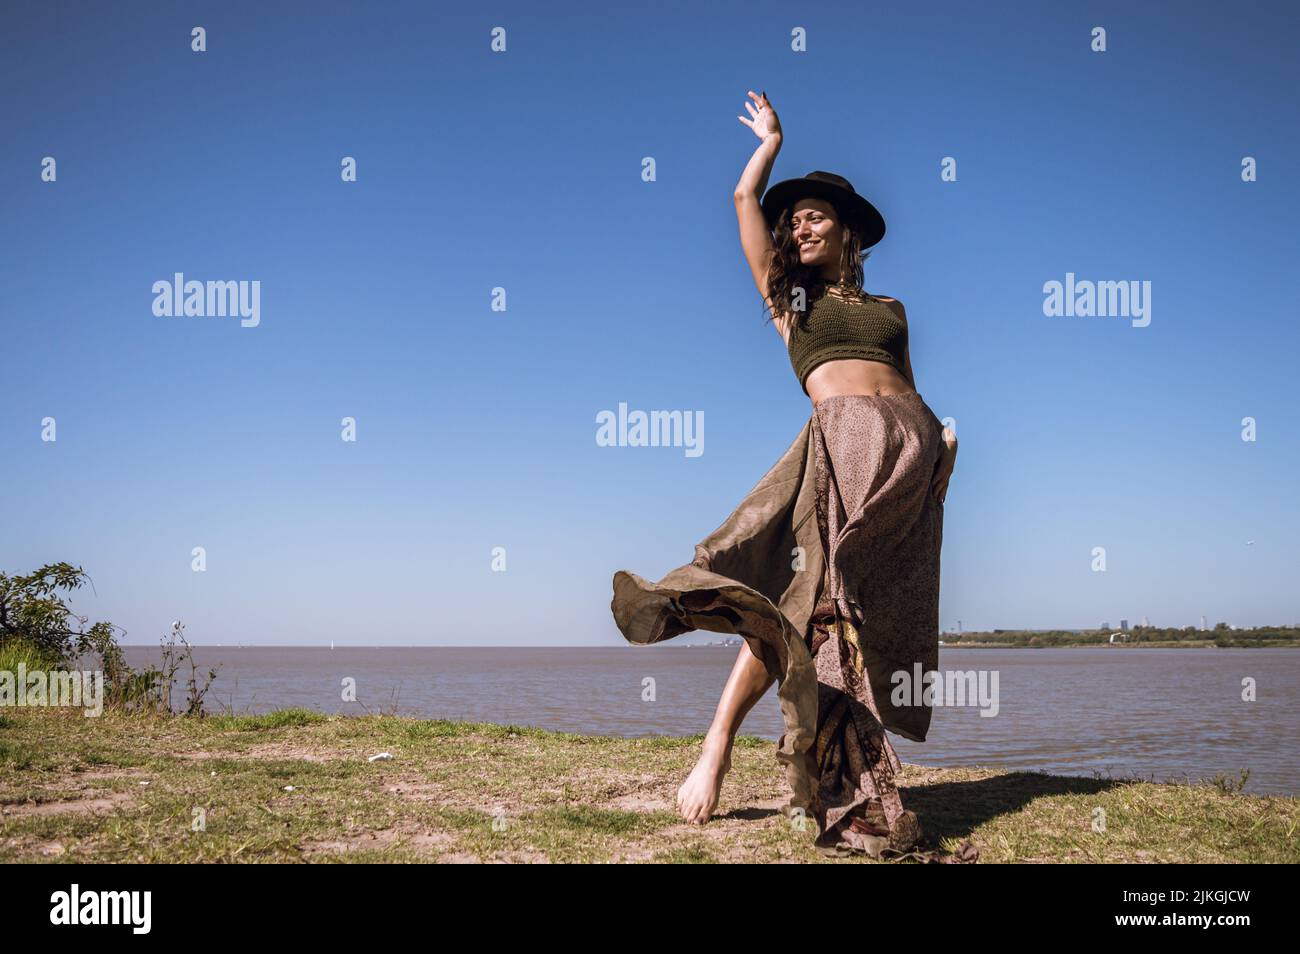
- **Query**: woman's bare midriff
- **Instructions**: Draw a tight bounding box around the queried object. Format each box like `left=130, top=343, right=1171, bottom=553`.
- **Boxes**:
left=771, top=293, right=916, bottom=406
left=804, top=358, right=915, bottom=407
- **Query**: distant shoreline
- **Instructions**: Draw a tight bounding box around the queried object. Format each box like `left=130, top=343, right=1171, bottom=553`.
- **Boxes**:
left=941, top=641, right=1300, bottom=649
left=937, top=630, right=1300, bottom=649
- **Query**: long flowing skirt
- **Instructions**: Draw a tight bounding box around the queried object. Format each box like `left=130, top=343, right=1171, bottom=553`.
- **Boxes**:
left=806, top=392, right=945, bottom=852
left=610, top=390, right=945, bottom=853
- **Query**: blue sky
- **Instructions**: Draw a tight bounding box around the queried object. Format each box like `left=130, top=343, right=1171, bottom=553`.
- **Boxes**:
left=2, top=0, right=1296, bottom=645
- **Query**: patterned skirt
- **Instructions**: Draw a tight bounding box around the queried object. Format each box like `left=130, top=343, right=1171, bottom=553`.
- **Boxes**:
left=806, top=392, right=945, bottom=854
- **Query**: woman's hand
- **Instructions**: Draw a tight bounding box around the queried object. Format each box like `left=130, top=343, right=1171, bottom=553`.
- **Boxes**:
left=738, top=90, right=782, bottom=143
left=931, top=428, right=958, bottom=504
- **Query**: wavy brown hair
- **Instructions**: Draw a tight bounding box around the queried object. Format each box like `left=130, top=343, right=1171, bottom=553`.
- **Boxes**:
left=762, top=199, right=880, bottom=329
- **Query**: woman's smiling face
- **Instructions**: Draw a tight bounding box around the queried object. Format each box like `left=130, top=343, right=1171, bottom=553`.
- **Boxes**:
left=790, top=197, right=842, bottom=267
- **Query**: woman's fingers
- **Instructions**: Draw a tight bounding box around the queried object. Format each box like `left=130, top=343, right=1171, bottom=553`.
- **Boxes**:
left=740, top=90, right=777, bottom=138
left=747, top=90, right=775, bottom=116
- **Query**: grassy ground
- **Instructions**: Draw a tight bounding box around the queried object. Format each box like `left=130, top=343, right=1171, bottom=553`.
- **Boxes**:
left=1, top=707, right=1295, bottom=863
left=941, top=640, right=1300, bottom=649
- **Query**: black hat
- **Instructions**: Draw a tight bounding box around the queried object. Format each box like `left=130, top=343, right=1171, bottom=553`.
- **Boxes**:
left=760, top=170, right=886, bottom=249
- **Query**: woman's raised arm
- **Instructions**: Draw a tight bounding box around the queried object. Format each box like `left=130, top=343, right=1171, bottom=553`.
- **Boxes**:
left=734, top=91, right=784, bottom=321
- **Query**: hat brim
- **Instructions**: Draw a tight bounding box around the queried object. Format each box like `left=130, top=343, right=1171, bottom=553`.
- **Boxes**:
left=760, top=178, right=886, bottom=249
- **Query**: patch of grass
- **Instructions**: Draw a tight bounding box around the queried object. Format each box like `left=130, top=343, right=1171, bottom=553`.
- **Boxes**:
left=653, top=845, right=717, bottom=863
left=528, top=804, right=664, bottom=836
left=0, top=638, right=62, bottom=673
left=2, top=706, right=1295, bottom=863
left=391, top=719, right=477, bottom=741
left=204, top=708, right=330, bottom=731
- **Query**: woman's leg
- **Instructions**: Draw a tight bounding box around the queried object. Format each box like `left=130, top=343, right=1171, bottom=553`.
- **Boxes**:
left=676, top=640, right=775, bottom=823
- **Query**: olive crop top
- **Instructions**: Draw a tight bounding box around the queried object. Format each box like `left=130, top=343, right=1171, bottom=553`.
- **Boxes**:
left=785, top=289, right=908, bottom=393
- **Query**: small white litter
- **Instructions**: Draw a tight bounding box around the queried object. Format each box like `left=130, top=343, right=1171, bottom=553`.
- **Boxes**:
left=283, top=785, right=296, bottom=792
left=367, top=752, right=393, bottom=762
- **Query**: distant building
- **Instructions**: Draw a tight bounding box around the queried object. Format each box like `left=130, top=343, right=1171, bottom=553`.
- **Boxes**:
left=1120, top=619, right=1129, bottom=631
left=1200, top=615, right=1208, bottom=630
left=957, top=619, right=962, bottom=634
left=1100, top=621, right=1110, bottom=630
left=1140, top=615, right=1149, bottom=627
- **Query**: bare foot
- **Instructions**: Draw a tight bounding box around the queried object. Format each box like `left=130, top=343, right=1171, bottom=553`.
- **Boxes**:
left=676, top=739, right=732, bottom=824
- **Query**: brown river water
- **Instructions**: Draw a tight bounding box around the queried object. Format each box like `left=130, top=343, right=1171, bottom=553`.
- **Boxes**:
left=119, top=645, right=1299, bottom=795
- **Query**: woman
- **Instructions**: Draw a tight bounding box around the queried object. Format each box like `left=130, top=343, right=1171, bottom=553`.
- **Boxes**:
left=611, top=91, right=958, bottom=858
